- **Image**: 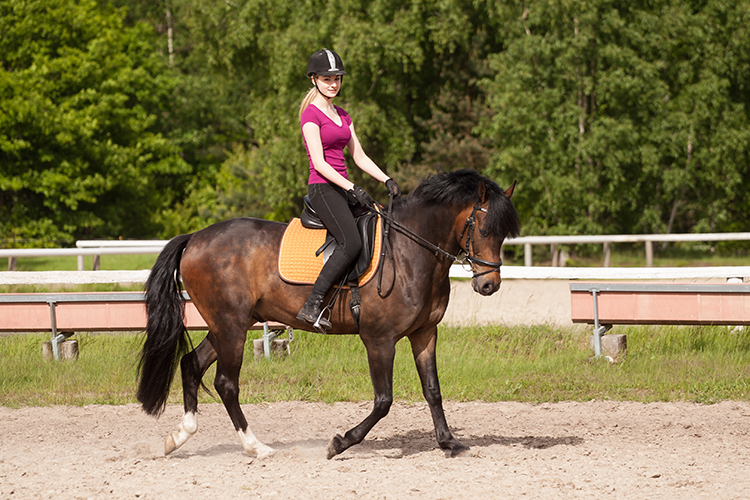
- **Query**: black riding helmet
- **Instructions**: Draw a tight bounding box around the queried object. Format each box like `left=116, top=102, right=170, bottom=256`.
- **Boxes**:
left=308, top=48, right=346, bottom=98
left=307, top=48, right=347, bottom=77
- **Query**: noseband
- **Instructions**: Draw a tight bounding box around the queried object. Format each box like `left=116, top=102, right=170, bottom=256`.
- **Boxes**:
left=457, top=203, right=504, bottom=278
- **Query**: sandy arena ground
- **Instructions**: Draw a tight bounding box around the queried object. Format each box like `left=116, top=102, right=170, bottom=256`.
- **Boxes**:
left=3, top=280, right=750, bottom=499
left=2, top=401, right=750, bottom=499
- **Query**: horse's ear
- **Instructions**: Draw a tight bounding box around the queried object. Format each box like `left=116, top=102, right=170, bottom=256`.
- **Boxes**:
left=477, top=180, right=488, bottom=203
left=504, top=180, right=517, bottom=199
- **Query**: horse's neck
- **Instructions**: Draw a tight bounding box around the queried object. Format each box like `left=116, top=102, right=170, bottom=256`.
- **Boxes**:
left=393, top=204, right=462, bottom=270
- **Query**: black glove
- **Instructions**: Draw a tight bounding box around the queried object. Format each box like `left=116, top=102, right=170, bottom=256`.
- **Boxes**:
left=385, top=178, right=401, bottom=198
left=348, top=185, right=374, bottom=207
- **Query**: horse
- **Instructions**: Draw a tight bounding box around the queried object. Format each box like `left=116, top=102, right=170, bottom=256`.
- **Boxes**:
left=136, top=168, right=520, bottom=459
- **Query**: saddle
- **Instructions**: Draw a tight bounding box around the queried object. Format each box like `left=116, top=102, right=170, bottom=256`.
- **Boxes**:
left=278, top=196, right=382, bottom=287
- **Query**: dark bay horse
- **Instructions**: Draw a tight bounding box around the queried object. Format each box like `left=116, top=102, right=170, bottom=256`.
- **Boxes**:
left=137, top=169, right=520, bottom=459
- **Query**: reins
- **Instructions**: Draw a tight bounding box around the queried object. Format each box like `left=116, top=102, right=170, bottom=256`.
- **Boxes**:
left=372, top=195, right=504, bottom=297
left=376, top=195, right=396, bottom=297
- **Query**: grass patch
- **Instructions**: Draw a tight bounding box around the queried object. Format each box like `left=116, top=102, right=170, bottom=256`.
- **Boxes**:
left=2, top=324, right=750, bottom=408
left=11, top=254, right=157, bottom=272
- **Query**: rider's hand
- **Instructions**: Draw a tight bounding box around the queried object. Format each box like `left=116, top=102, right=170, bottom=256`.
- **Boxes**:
left=385, top=178, right=401, bottom=199
left=348, top=185, right=374, bottom=207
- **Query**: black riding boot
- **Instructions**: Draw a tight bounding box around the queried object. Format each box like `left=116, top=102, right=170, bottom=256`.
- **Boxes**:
left=297, top=250, right=351, bottom=331
left=296, top=289, right=333, bottom=330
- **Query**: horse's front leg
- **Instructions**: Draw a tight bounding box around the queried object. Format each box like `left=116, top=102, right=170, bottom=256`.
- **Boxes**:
left=409, top=326, right=470, bottom=457
left=326, top=338, right=396, bottom=459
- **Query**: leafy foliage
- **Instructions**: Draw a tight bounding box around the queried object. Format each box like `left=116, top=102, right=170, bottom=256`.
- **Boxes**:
left=0, top=0, right=189, bottom=246
left=1, top=0, right=749, bottom=246
left=481, top=0, right=750, bottom=237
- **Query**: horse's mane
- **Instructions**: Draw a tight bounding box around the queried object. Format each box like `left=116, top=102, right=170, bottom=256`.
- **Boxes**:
left=409, top=169, right=521, bottom=239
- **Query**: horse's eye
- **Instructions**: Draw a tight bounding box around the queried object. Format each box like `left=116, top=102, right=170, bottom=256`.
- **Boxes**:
left=479, top=228, right=489, bottom=238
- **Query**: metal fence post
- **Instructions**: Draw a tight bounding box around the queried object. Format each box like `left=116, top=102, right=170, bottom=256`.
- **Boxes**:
left=592, top=289, right=603, bottom=358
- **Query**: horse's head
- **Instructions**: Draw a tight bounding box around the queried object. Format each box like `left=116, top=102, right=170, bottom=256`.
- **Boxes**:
left=407, top=169, right=521, bottom=295
left=455, top=177, right=519, bottom=296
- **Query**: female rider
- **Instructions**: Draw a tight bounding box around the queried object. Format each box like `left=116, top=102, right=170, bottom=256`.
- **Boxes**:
left=297, top=48, right=400, bottom=330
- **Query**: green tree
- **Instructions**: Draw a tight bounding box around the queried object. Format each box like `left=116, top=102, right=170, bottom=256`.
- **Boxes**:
left=481, top=1, right=663, bottom=235
left=0, top=0, right=189, bottom=246
left=648, top=0, right=750, bottom=235
left=11, top=0, right=747, bottom=244
left=481, top=0, right=750, bottom=237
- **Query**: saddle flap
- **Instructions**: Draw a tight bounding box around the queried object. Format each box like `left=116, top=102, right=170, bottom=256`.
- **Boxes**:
left=300, top=195, right=326, bottom=230
left=349, top=212, right=378, bottom=280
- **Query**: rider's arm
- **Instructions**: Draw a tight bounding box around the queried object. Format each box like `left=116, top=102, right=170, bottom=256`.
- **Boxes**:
left=302, top=121, right=355, bottom=191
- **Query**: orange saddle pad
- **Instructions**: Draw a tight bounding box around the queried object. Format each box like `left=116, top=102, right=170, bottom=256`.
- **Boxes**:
left=278, top=216, right=382, bottom=287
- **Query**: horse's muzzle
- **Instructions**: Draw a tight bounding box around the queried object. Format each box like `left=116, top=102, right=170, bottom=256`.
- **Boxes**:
left=472, top=275, right=501, bottom=296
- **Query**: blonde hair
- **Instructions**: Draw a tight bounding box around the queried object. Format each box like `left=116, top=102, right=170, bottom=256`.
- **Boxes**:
left=298, top=87, right=318, bottom=120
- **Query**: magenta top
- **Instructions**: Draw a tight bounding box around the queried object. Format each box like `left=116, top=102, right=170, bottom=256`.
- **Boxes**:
left=300, top=104, right=353, bottom=184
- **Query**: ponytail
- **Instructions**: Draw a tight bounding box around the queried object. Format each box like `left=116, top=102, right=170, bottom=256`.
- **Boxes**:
left=298, top=87, right=317, bottom=120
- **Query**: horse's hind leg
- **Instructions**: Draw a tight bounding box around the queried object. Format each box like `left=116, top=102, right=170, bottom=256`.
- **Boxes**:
left=165, top=336, right=217, bottom=455
left=409, top=325, right=469, bottom=457
left=327, top=339, right=396, bottom=459
left=212, top=329, right=274, bottom=458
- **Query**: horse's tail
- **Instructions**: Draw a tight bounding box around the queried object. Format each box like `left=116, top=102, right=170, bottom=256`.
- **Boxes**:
left=137, top=233, right=193, bottom=416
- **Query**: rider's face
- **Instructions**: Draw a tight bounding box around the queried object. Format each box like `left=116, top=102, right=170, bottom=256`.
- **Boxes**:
left=314, top=75, right=341, bottom=97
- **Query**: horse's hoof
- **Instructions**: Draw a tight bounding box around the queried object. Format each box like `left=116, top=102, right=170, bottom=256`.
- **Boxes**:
left=254, top=445, right=274, bottom=459
left=165, top=434, right=177, bottom=456
left=450, top=444, right=471, bottom=458
left=326, top=434, right=344, bottom=460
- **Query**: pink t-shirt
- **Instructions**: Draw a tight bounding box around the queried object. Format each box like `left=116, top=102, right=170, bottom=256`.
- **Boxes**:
left=300, top=104, right=353, bottom=184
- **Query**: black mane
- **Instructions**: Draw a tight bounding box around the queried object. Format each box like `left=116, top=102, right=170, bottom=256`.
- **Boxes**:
left=411, top=169, right=521, bottom=239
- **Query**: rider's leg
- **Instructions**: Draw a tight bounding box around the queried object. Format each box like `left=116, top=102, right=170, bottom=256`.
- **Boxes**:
left=297, top=183, right=362, bottom=329
left=296, top=248, right=350, bottom=328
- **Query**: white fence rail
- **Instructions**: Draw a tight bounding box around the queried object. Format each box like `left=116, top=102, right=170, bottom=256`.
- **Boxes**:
left=0, top=270, right=151, bottom=285
left=2, top=247, right=165, bottom=271
left=451, top=266, right=750, bottom=280
left=502, top=232, right=750, bottom=267
left=3, top=232, right=750, bottom=271
left=2, top=241, right=167, bottom=271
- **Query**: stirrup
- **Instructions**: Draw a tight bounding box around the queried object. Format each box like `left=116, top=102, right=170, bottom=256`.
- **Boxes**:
left=313, top=308, right=331, bottom=334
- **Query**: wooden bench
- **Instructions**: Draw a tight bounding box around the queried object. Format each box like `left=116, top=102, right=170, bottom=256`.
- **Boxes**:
left=569, top=282, right=750, bottom=357
left=0, top=292, right=292, bottom=360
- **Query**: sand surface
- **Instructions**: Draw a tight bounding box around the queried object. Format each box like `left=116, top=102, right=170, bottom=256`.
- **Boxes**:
left=2, top=401, right=750, bottom=499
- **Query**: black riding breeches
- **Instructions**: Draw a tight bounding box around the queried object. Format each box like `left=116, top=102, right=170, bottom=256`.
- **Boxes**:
left=307, top=182, right=363, bottom=293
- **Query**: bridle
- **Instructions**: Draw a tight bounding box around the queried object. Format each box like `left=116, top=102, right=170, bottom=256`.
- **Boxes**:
left=373, top=198, right=503, bottom=296
left=456, top=203, right=504, bottom=278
